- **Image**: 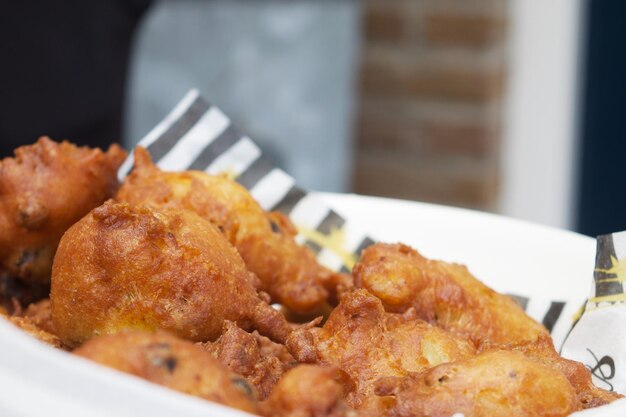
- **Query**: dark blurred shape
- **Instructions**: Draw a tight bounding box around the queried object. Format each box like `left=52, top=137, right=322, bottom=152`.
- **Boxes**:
left=0, top=0, right=152, bottom=157
left=576, top=1, right=626, bottom=236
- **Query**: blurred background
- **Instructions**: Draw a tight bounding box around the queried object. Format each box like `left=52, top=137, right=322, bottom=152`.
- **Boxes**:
left=1, top=0, right=625, bottom=236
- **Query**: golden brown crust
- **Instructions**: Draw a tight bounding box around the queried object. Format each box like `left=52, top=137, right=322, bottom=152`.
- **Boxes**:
left=74, top=330, right=258, bottom=413
left=50, top=200, right=291, bottom=347
left=202, top=321, right=296, bottom=400
left=494, top=336, right=623, bottom=409
left=0, top=137, right=126, bottom=284
left=7, top=316, right=62, bottom=348
left=116, top=147, right=352, bottom=314
left=353, top=243, right=548, bottom=347
left=288, top=289, right=475, bottom=414
left=260, top=365, right=356, bottom=417
left=377, top=350, right=580, bottom=417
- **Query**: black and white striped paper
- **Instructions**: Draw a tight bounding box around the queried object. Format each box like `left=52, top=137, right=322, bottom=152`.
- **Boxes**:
left=119, top=89, right=575, bottom=346
left=562, top=231, right=626, bottom=394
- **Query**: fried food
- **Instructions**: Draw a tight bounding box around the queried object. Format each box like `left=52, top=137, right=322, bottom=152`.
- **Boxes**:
left=0, top=269, right=49, bottom=313
left=74, top=330, right=258, bottom=414
left=22, top=298, right=55, bottom=334
left=202, top=320, right=296, bottom=400
left=498, top=336, right=623, bottom=409
left=260, top=365, right=356, bottom=417
left=7, top=316, right=62, bottom=348
left=116, top=147, right=351, bottom=314
left=51, top=200, right=291, bottom=347
left=287, top=289, right=475, bottom=413
left=353, top=243, right=548, bottom=347
left=375, top=350, right=579, bottom=417
left=0, top=137, right=126, bottom=284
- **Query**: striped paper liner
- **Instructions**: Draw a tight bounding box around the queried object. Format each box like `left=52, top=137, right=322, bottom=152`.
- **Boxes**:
left=119, top=89, right=576, bottom=347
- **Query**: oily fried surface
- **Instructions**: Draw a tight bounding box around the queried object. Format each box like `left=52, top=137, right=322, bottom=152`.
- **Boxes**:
left=74, top=330, right=258, bottom=414
left=375, top=350, right=579, bottom=417
left=260, top=365, right=356, bottom=417
left=0, top=137, right=126, bottom=284
left=116, top=147, right=351, bottom=314
left=288, top=289, right=475, bottom=413
left=497, top=336, right=623, bottom=409
left=202, top=321, right=296, bottom=400
left=51, top=200, right=290, bottom=347
left=353, top=243, right=548, bottom=347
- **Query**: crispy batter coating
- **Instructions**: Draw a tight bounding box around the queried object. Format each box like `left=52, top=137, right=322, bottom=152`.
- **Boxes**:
left=375, top=350, right=579, bottom=417
left=497, top=336, right=623, bottom=409
left=288, top=290, right=474, bottom=413
left=74, top=330, right=258, bottom=414
left=51, top=200, right=291, bottom=347
left=353, top=243, right=548, bottom=347
left=6, top=316, right=62, bottom=348
left=116, top=147, right=351, bottom=314
left=0, top=137, right=126, bottom=284
left=202, top=321, right=296, bottom=400
left=22, top=298, right=55, bottom=334
left=260, top=365, right=356, bottom=417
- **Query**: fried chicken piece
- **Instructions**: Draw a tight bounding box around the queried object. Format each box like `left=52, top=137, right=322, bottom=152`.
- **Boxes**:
left=353, top=243, right=548, bottom=347
left=287, top=290, right=474, bottom=413
left=260, top=365, right=356, bottom=417
left=116, top=147, right=351, bottom=314
left=202, top=321, right=296, bottom=400
left=497, top=336, right=623, bottom=409
left=0, top=137, right=126, bottom=284
left=51, top=201, right=291, bottom=348
left=375, top=350, right=579, bottom=417
left=74, top=330, right=258, bottom=414
left=6, top=316, right=62, bottom=348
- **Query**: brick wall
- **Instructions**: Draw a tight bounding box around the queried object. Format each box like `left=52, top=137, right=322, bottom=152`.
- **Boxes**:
left=353, top=0, right=508, bottom=210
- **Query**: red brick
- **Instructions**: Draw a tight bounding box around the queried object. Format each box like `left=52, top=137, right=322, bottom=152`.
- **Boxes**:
left=352, top=150, right=499, bottom=209
left=364, top=3, right=409, bottom=43
left=424, top=14, right=506, bottom=47
left=360, top=53, right=505, bottom=102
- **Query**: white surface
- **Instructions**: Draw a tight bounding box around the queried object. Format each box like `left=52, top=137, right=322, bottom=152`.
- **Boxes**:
left=0, top=193, right=623, bottom=416
left=500, top=0, right=584, bottom=229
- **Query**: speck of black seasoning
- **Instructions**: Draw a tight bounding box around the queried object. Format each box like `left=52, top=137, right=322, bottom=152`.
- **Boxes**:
left=269, top=220, right=281, bottom=234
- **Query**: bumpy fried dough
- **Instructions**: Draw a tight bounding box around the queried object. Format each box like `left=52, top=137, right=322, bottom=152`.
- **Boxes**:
left=74, top=330, right=258, bottom=414
left=202, top=321, right=296, bottom=400
left=51, top=201, right=291, bottom=347
left=497, top=336, right=623, bottom=409
left=0, top=137, right=126, bottom=284
left=260, top=365, right=356, bottom=417
left=116, top=147, right=351, bottom=314
left=288, top=289, right=474, bottom=413
left=375, top=350, right=579, bottom=417
left=354, top=243, right=548, bottom=347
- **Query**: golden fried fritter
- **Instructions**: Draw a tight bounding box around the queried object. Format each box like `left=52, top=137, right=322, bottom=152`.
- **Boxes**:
left=74, top=330, right=258, bottom=414
left=260, top=365, right=356, bottom=417
left=202, top=321, right=296, bottom=400
left=22, top=298, right=55, bottom=334
left=0, top=269, right=50, bottom=313
left=288, top=290, right=474, bottom=413
left=353, top=243, right=548, bottom=347
left=116, top=147, right=351, bottom=314
left=0, top=137, right=126, bottom=284
left=51, top=200, right=291, bottom=347
left=375, top=350, right=579, bottom=417
left=497, top=336, right=623, bottom=409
